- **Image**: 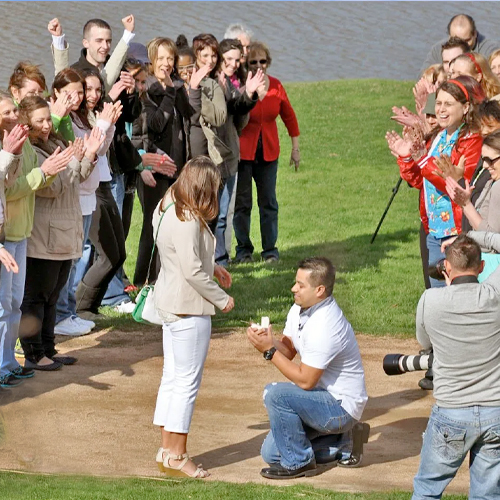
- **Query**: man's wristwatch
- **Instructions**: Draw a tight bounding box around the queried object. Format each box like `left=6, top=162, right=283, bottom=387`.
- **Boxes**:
left=263, top=347, right=277, bottom=361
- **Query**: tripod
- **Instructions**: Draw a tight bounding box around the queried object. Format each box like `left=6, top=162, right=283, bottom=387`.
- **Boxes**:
left=370, top=177, right=403, bottom=244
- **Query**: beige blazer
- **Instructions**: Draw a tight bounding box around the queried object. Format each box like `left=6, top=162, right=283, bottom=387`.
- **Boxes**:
left=153, top=195, right=229, bottom=317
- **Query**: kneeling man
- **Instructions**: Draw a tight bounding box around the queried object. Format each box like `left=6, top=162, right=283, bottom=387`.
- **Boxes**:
left=247, top=257, right=368, bottom=479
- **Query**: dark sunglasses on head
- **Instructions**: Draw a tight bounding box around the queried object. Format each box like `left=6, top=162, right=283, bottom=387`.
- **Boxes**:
left=481, top=155, right=500, bottom=166
left=249, top=59, right=267, bottom=65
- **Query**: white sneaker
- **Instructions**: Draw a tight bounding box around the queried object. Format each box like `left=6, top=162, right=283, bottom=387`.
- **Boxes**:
left=54, top=316, right=91, bottom=336
left=114, top=300, right=136, bottom=314
left=73, top=315, right=95, bottom=330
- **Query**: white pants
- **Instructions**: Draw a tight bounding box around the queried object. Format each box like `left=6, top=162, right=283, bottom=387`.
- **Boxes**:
left=153, top=315, right=211, bottom=433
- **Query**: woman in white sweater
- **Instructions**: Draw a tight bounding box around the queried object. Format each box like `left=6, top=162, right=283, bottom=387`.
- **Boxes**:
left=153, top=156, right=234, bottom=478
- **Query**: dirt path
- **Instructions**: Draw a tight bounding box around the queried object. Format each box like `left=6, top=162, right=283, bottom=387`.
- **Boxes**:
left=0, top=327, right=469, bottom=494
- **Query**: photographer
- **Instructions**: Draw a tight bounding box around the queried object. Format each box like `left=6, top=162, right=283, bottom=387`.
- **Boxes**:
left=412, top=234, right=500, bottom=499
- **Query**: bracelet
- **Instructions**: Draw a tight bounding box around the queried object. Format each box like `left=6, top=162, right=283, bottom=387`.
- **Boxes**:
left=292, top=148, right=300, bottom=152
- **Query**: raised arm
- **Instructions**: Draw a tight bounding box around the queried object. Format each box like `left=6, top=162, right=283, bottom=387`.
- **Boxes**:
left=48, top=18, right=69, bottom=75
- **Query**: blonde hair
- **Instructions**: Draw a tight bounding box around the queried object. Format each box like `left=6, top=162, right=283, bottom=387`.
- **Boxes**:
left=421, top=64, right=446, bottom=85
left=162, top=156, right=221, bottom=225
left=453, top=52, right=500, bottom=99
left=147, top=37, right=178, bottom=78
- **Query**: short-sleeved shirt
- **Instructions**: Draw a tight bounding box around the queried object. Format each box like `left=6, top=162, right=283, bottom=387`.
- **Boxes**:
left=283, top=296, right=368, bottom=420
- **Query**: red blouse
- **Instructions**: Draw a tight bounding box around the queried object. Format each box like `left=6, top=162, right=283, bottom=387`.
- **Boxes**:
left=239, top=75, right=300, bottom=162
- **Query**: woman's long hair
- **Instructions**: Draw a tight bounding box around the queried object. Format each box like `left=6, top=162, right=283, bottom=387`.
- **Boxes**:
left=80, top=67, right=105, bottom=114
left=161, top=156, right=221, bottom=225
left=52, top=68, right=90, bottom=130
left=18, top=95, right=66, bottom=152
left=219, top=38, right=245, bottom=84
left=452, top=52, right=500, bottom=99
left=192, top=33, right=221, bottom=79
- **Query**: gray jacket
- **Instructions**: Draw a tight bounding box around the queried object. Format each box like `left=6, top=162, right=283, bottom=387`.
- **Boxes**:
left=420, top=32, right=500, bottom=73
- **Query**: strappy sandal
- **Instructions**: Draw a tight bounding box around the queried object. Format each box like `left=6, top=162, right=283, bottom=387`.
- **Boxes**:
left=161, top=450, right=209, bottom=478
left=156, top=447, right=169, bottom=472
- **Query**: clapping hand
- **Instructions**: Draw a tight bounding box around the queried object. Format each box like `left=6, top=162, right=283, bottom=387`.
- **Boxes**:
left=413, top=77, right=436, bottom=115
left=2, top=124, right=29, bottom=155
left=434, top=154, right=465, bottom=181
left=50, top=92, right=78, bottom=117
left=245, top=69, right=265, bottom=98
left=97, top=101, right=123, bottom=124
left=119, top=71, right=136, bottom=94
left=391, top=106, right=421, bottom=128
left=385, top=130, right=413, bottom=158
left=71, top=137, right=85, bottom=162
left=445, top=177, right=473, bottom=207
left=141, top=153, right=177, bottom=177
left=40, top=146, right=73, bottom=176
left=190, top=64, right=211, bottom=90
left=84, top=126, right=105, bottom=160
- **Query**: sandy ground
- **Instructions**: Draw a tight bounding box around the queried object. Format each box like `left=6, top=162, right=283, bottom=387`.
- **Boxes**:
left=0, top=327, right=470, bottom=494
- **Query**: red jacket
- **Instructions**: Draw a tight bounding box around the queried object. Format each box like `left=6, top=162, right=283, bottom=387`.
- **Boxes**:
left=240, top=75, right=300, bottom=162
left=397, top=132, right=482, bottom=234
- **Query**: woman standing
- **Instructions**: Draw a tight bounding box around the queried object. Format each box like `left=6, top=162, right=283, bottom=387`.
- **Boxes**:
left=134, top=37, right=187, bottom=287
left=214, top=38, right=263, bottom=265
left=386, top=77, right=483, bottom=287
left=234, top=42, right=300, bottom=263
left=18, top=96, right=103, bottom=369
left=153, top=156, right=234, bottom=478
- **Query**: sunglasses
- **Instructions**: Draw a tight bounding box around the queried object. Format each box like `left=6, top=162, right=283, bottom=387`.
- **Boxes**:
left=249, top=59, right=268, bottom=65
left=482, top=155, right=500, bottom=166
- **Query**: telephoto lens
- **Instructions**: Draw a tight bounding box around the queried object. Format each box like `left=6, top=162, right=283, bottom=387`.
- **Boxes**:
left=383, top=353, right=433, bottom=375
left=428, top=259, right=447, bottom=281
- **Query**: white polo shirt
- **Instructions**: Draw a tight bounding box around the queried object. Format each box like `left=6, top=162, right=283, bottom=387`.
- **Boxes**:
left=283, top=296, right=368, bottom=421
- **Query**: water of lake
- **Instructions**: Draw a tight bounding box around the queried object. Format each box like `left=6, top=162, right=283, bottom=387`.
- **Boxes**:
left=1, top=1, right=499, bottom=85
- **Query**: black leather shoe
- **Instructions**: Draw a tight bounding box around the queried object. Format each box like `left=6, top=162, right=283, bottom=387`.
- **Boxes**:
left=51, top=356, right=78, bottom=366
left=338, top=422, right=370, bottom=468
left=24, top=359, right=62, bottom=371
left=260, top=460, right=317, bottom=479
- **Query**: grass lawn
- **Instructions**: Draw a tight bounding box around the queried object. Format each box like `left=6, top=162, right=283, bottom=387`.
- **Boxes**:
left=0, top=472, right=467, bottom=500
left=124, top=78, right=422, bottom=337
left=1, top=80, right=443, bottom=499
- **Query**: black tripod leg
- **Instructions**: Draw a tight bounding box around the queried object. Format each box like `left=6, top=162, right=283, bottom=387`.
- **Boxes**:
left=370, top=177, right=403, bottom=244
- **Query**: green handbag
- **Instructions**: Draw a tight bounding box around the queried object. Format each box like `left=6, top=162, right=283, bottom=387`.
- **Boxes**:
left=132, top=202, right=174, bottom=324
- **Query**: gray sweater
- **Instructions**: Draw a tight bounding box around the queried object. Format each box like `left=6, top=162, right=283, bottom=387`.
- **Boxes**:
left=416, top=265, right=500, bottom=408
left=420, top=32, right=500, bottom=73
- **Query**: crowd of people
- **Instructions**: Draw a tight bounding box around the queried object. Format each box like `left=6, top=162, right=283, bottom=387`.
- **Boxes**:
left=0, top=14, right=301, bottom=384
left=388, top=13, right=500, bottom=499
left=0, top=9, right=498, bottom=493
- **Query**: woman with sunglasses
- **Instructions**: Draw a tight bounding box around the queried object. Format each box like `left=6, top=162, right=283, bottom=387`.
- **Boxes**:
left=233, top=41, right=300, bottom=263
left=445, top=130, right=500, bottom=279
left=386, top=76, right=483, bottom=288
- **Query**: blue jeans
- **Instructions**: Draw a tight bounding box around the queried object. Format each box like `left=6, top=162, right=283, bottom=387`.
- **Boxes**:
left=234, top=159, right=279, bottom=260
left=56, top=213, right=93, bottom=323
left=261, top=382, right=356, bottom=470
left=412, top=405, right=500, bottom=500
left=215, top=174, right=236, bottom=265
left=426, top=234, right=448, bottom=288
left=0, top=239, right=27, bottom=376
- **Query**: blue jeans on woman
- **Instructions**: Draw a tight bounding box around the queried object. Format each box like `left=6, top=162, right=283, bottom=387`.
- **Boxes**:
left=412, top=405, right=500, bottom=500
left=426, top=234, right=449, bottom=288
left=215, top=173, right=236, bottom=266
left=233, top=159, right=279, bottom=261
left=261, top=382, right=356, bottom=470
left=0, top=239, right=27, bottom=377
left=56, top=213, right=93, bottom=323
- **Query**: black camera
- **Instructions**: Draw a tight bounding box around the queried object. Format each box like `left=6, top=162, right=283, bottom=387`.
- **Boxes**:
left=428, top=259, right=447, bottom=281
left=383, top=352, right=433, bottom=376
